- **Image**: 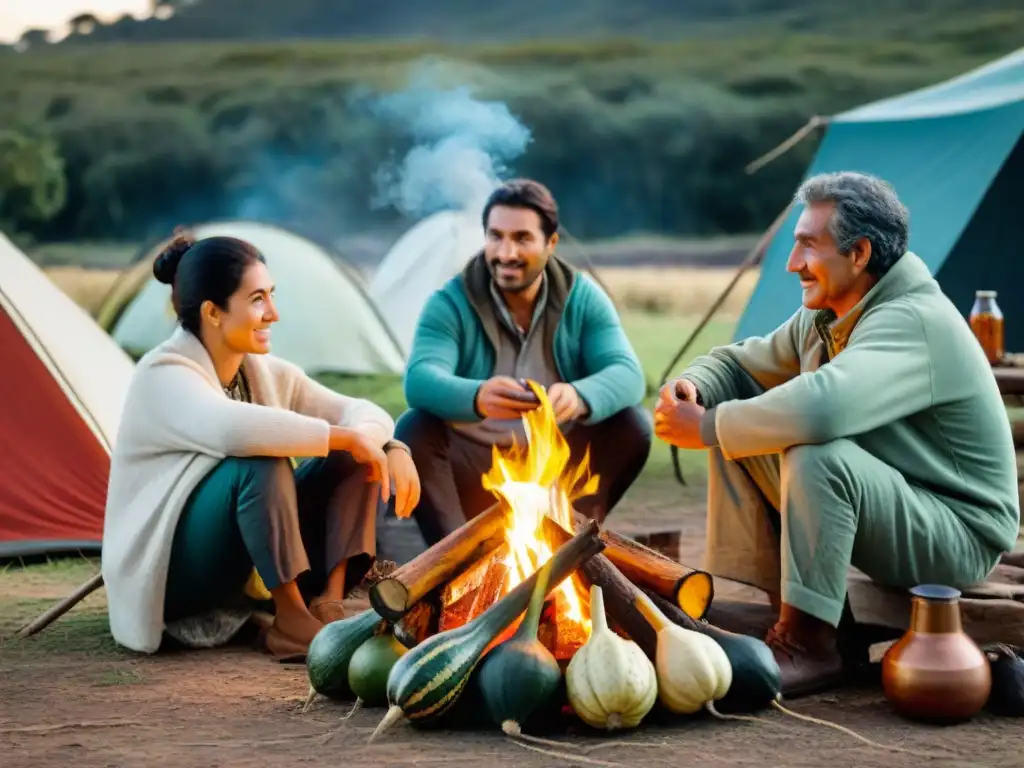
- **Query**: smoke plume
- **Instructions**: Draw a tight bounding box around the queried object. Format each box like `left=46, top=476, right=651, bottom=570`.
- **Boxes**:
left=359, top=69, right=532, bottom=220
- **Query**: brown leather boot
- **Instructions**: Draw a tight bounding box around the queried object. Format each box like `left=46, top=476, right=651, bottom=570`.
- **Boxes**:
left=765, top=603, right=844, bottom=697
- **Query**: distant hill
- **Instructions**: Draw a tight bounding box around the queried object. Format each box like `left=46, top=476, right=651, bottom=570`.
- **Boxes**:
left=30, top=0, right=1024, bottom=46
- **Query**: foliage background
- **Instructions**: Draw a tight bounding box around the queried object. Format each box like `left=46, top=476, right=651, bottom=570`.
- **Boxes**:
left=2, top=0, right=1021, bottom=249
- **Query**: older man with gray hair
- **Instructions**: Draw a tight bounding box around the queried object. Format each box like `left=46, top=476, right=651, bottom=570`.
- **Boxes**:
left=655, top=171, right=1019, bottom=696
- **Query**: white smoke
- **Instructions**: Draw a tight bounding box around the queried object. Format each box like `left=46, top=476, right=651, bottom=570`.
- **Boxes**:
left=363, top=69, right=532, bottom=220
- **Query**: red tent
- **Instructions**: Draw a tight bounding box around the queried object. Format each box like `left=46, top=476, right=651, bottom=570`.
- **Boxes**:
left=0, top=234, right=134, bottom=557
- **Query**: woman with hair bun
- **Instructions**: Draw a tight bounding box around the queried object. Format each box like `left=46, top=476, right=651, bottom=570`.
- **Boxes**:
left=101, top=233, right=420, bottom=659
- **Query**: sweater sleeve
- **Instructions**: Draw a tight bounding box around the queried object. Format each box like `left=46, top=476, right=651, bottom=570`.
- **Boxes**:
left=713, top=304, right=933, bottom=460
left=569, top=278, right=647, bottom=424
left=680, top=309, right=804, bottom=408
left=403, top=291, right=485, bottom=422
left=267, top=356, right=395, bottom=446
left=141, top=360, right=331, bottom=458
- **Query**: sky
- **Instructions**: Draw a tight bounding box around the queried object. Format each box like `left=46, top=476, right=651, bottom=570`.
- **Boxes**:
left=1, top=1, right=152, bottom=42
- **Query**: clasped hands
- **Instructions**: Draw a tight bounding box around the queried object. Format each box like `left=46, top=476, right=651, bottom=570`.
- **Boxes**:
left=329, top=427, right=421, bottom=519
left=653, top=377, right=706, bottom=449
left=475, top=376, right=587, bottom=424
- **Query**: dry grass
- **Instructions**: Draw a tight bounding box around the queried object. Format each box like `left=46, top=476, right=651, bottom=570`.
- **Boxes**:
left=44, top=264, right=757, bottom=322
left=598, top=266, right=759, bottom=318
left=45, top=267, right=122, bottom=316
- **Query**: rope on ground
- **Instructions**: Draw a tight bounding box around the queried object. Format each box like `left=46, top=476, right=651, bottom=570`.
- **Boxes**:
left=770, top=700, right=958, bottom=759
left=0, top=719, right=145, bottom=735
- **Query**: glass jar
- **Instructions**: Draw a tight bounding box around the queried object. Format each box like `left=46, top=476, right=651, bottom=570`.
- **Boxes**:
left=969, top=290, right=1004, bottom=364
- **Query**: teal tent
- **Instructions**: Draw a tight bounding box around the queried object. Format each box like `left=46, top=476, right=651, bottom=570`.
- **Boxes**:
left=736, top=48, right=1024, bottom=350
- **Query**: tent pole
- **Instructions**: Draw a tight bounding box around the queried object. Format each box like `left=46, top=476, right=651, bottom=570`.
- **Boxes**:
left=657, top=201, right=793, bottom=387
left=658, top=202, right=794, bottom=488
left=745, top=116, right=827, bottom=175
left=558, top=225, right=618, bottom=301
left=15, top=572, right=104, bottom=639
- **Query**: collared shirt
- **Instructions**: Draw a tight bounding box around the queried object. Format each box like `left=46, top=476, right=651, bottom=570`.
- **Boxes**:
left=452, top=275, right=564, bottom=447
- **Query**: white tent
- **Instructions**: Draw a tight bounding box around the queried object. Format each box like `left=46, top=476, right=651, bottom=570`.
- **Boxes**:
left=102, top=221, right=406, bottom=376
left=0, top=232, right=135, bottom=557
left=369, top=209, right=484, bottom=356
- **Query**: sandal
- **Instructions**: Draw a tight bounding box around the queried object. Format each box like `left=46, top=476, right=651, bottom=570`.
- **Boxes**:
left=260, top=623, right=311, bottom=664
left=309, top=598, right=348, bottom=625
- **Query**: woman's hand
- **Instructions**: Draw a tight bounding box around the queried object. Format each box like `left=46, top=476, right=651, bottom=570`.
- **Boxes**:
left=385, top=444, right=421, bottom=519
left=330, top=427, right=391, bottom=502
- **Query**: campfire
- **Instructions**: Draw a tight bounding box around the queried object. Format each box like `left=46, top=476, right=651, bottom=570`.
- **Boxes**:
left=368, top=381, right=714, bottom=661
left=437, top=383, right=599, bottom=657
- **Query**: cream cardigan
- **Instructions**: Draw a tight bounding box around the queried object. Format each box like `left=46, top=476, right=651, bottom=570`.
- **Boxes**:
left=101, top=327, right=394, bottom=653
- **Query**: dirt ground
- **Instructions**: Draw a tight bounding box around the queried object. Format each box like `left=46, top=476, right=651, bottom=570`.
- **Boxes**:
left=3, top=482, right=1022, bottom=768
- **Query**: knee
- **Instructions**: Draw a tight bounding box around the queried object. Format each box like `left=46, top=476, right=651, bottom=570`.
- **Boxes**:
left=224, top=455, right=291, bottom=478
left=782, top=439, right=858, bottom=492
left=395, top=408, right=447, bottom=459
left=221, top=455, right=294, bottom=490
left=603, top=406, right=654, bottom=461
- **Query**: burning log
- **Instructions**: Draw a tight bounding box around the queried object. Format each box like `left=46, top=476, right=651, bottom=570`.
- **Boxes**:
left=570, top=511, right=714, bottom=620
left=394, top=590, right=440, bottom=649
left=370, top=503, right=511, bottom=621
left=439, top=542, right=512, bottom=632
left=544, top=517, right=658, bottom=659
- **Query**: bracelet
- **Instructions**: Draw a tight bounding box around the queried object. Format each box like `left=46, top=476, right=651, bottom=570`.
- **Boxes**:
left=383, top=439, right=411, bottom=455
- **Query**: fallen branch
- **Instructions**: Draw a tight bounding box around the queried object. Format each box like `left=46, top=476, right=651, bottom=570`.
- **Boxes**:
left=15, top=572, right=104, bottom=638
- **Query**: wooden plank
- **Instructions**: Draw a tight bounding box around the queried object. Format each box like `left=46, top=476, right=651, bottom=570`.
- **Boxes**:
left=993, top=366, right=1024, bottom=396
left=1012, top=421, right=1024, bottom=446
left=846, top=558, right=1024, bottom=647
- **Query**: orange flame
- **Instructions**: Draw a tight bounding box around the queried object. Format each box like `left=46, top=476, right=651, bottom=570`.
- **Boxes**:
left=481, top=380, right=599, bottom=632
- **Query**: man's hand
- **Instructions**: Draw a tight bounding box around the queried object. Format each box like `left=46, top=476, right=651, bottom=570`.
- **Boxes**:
left=547, top=382, right=587, bottom=424
left=653, top=381, right=706, bottom=449
left=329, top=427, right=391, bottom=502
left=660, top=377, right=699, bottom=405
left=475, top=376, right=541, bottom=420
left=385, top=446, right=421, bottom=519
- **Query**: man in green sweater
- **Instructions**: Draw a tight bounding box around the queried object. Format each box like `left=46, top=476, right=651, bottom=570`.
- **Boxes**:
left=395, top=179, right=651, bottom=546
left=656, top=171, right=1019, bottom=696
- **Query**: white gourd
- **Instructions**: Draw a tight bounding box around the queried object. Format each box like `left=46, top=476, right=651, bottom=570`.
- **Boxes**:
left=566, top=585, right=658, bottom=730
left=634, top=592, right=732, bottom=715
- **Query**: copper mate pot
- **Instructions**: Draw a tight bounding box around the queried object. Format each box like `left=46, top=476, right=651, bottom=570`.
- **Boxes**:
left=881, top=584, right=991, bottom=722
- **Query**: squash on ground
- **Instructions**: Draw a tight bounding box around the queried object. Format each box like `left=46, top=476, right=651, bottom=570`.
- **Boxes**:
left=566, top=585, right=657, bottom=730
left=303, top=609, right=383, bottom=710
left=348, top=634, right=408, bottom=707
left=476, top=563, right=562, bottom=734
left=634, top=592, right=731, bottom=715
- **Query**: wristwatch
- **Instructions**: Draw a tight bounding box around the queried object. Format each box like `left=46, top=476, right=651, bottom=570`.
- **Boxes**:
left=383, top=439, right=411, bottom=455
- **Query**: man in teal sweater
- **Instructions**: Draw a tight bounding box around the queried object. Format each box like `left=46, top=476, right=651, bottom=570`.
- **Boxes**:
left=395, top=179, right=651, bottom=546
left=657, top=171, right=1019, bottom=697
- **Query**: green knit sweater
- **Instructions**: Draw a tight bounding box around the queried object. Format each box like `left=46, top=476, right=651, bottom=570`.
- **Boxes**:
left=403, top=253, right=646, bottom=425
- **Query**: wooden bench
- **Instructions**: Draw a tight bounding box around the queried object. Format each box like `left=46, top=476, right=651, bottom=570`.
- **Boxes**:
left=845, top=551, right=1024, bottom=649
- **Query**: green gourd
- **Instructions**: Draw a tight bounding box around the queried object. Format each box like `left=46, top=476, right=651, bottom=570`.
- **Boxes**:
left=476, top=564, right=562, bottom=735
left=347, top=634, right=408, bottom=707
left=302, top=609, right=384, bottom=712
left=697, top=621, right=782, bottom=714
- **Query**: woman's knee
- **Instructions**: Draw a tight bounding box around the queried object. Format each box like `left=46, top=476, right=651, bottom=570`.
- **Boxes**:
left=222, top=455, right=294, bottom=489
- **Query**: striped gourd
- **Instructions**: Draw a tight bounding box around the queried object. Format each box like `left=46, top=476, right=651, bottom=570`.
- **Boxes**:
left=366, top=523, right=603, bottom=743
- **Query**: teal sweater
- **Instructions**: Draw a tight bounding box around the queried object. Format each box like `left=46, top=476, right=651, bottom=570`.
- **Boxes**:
left=682, top=252, right=1020, bottom=555
left=404, top=253, right=646, bottom=425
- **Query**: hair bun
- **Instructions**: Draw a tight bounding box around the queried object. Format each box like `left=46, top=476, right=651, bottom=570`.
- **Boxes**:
left=153, top=231, right=196, bottom=285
